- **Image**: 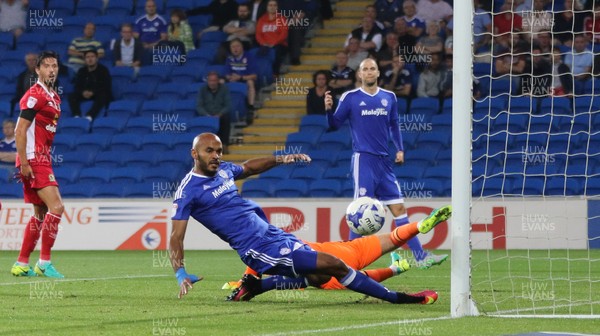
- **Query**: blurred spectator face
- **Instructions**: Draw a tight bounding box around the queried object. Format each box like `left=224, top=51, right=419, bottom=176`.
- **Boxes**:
left=121, top=25, right=133, bottom=41
left=84, top=51, right=98, bottom=67
left=267, top=0, right=278, bottom=15
left=229, top=40, right=244, bottom=57
left=362, top=17, right=374, bottom=32
left=429, top=53, right=441, bottom=70
left=445, top=54, right=453, bottom=68
left=402, top=1, right=416, bottom=17
left=315, top=73, right=327, bottom=88
left=536, top=32, right=551, bottom=47
left=531, top=48, right=544, bottom=65
left=347, top=38, right=360, bottom=52
left=207, top=74, right=220, bottom=90
left=171, top=14, right=181, bottom=25
left=2, top=121, right=15, bottom=139
left=84, top=23, right=95, bottom=38
left=365, top=6, right=377, bottom=20
left=573, top=35, right=587, bottom=52
left=145, top=0, right=157, bottom=16
left=238, top=5, right=250, bottom=20
left=394, top=18, right=407, bottom=34
left=25, top=53, right=37, bottom=71
left=385, top=33, right=398, bottom=48
left=502, top=0, right=514, bottom=11
left=533, top=0, right=545, bottom=10
left=335, top=52, right=348, bottom=67
left=552, top=48, right=562, bottom=63
left=393, top=55, right=405, bottom=69
left=427, top=21, right=440, bottom=36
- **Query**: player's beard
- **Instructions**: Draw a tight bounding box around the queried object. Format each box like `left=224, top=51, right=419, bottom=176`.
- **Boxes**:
left=364, top=79, right=377, bottom=87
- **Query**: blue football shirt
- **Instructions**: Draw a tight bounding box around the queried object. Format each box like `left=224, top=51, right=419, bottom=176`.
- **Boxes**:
left=327, top=87, right=402, bottom=156
left=171, top=162, right=269, bottom=254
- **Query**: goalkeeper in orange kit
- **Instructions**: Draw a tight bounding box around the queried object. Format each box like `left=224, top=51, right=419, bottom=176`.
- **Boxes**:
left=226, top=206, right=451, bottom=293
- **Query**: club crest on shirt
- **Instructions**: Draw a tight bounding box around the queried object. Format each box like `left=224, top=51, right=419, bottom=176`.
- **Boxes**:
left=218, top=170, right=228, bottom=179
left=359, top=187, right=367, bottom=196
left=381, top=98, right=388, bottom=107
left=27, top=96, right=37, bottom=109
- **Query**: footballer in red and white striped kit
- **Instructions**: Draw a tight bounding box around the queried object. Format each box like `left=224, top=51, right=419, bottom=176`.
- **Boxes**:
left=11, top=51, right=65, bottom=278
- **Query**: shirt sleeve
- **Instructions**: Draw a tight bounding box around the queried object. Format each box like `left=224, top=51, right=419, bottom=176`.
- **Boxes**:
left=388, top=94, right=403, bottom=151
left=327, top=91, right=351, bottom=129
left=171, top=193, right=192, bottom=220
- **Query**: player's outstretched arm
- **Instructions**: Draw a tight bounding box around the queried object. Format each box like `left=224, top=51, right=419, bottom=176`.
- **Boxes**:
left=170, top=219, right=202, bottom=298
left=237, top=154, right=311, bottom=179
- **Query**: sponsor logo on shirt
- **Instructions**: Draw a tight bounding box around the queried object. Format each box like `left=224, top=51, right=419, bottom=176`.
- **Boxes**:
left=361, top=108, right=388, bottom=116
left=359, top=101, right=366, bottom=106
left=45, top=124, right=57, bottom=133
left=211, top=179, right=235, bottom=198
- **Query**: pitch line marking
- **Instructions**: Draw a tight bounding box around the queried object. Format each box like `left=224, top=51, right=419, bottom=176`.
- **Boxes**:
left=259, top=315, right=453, bottom=336
left=0, top=274, right=170, bottom=286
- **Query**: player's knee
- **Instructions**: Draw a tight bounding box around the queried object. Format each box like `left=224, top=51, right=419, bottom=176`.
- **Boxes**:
left=320, top=253, right=349, bottom=278
left=49, top=202, right=64, bottom=215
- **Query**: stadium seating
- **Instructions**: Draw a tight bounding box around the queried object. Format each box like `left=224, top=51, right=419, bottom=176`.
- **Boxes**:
left=126, top=151, right=158, bottom=168
left=61, top=183, right=95, bottom=198
left=92, top=117, right=127, bottom=135
left=110, top=133, right=142, bottom=151
left=308, top=179, right=342, bottom=197
left=107, top=100, right=139, bottom=120
left=410, top=97, right=440, bottom=116
left=322, top=166, right=351, bottom=180
left=299, top=115, right=329, bottom=135
left=273, top=179, right=308, bottom=197
left=141, top=165, right=182, bottom=183
left=76, top=0, right=104, bottom=17
left=122, top=183, right=154, bottom=197
left=0, top=32, right=13, bottom=51
left=241, top=179, right=273, bottom=198
left=139, top=100, right=173, bottom=117
left=103, top=1, right=134, bottom=19
left=540, top=97, right=571, bottom=115
left=317, top=130, right=351, bottom=152
left=140, top=133, right=173, bottom=151
left=91, top=184, right=125, bottom=198
left=59, top=117, right=91, bottom=135
left=171, top=99, right=198, bottom=120
left=0, top=183, right=22, bottom=198
left=111, top=167, right=144, bottom=184
left=286, top=131, right=319, bottom=152
left=78, top=167, right=112, bottom=184
left=94, top=150, right=127, bottom=168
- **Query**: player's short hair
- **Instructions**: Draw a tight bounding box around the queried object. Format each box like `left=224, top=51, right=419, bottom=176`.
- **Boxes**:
left=36, top=50, right=59, bottom=68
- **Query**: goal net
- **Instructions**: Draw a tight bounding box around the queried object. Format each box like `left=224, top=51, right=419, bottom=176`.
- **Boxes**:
left=457, top=0, right=600, bottom=318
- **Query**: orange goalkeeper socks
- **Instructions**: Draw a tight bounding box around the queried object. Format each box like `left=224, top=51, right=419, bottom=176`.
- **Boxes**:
left=390, top=222, right=420, bottom=247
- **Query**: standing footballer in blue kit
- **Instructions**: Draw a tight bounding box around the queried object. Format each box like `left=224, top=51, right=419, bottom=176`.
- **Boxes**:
left=169, top=133, right=437, bottom=304
left=324, top=58, right=447, bottom=269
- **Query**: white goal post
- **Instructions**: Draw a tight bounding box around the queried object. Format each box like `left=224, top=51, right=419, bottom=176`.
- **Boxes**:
left=452, top=0, right=600, bottom=318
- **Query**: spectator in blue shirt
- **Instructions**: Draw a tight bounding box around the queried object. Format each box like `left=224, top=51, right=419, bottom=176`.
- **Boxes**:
left=225, top=38, right=257, bottom=111
left=0, top=119, right=17, bottom=173
left=134, top=0, right=168, bottom=49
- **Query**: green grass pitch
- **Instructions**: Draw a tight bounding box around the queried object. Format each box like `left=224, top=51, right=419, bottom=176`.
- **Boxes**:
left=1, top=250, right=599, bottom=335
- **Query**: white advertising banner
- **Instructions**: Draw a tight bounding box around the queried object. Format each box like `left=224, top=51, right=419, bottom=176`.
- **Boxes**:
left=0, top=198, right=588, bottom=250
